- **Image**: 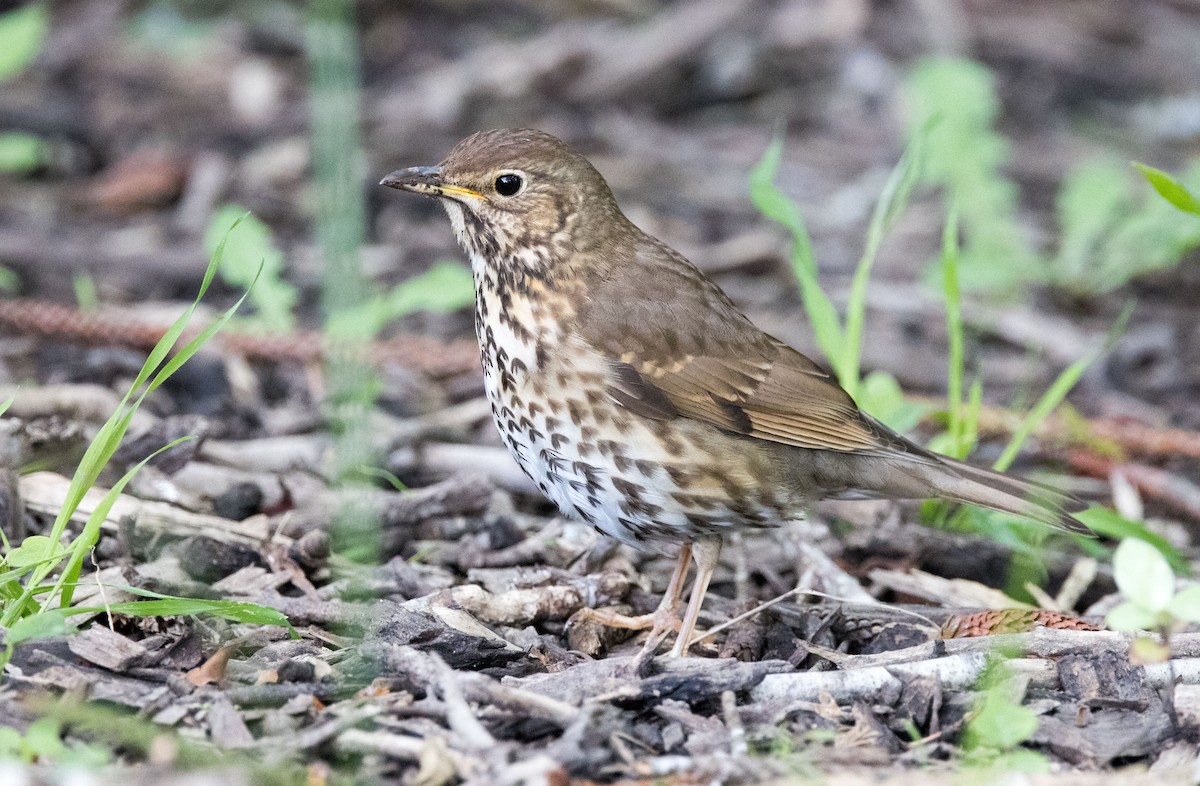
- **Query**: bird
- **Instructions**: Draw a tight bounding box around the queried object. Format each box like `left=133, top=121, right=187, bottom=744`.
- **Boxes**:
left=380, top=129, right=1089, bottom=658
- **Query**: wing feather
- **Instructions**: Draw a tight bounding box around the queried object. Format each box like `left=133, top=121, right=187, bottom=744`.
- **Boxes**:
left=584, top=237, right=889, bottom=454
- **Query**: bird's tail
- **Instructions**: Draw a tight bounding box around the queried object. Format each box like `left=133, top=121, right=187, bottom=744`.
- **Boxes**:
left=906, top=455, right=1092, bottom=534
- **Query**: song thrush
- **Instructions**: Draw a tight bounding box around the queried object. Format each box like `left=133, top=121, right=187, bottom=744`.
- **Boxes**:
left=380, top=129, right=1088, bottom=657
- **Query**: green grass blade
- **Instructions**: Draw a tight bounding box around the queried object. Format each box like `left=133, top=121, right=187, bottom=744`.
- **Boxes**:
left=9, top=591, right=295, bottom=648
left=941, top=198, right=967, bottom=458
left=1, top=222, right=248, bottom=627
left=992, top=304, right=1131, bottom=472
left=33, top=218, right=238, bottom=560
left=1134, top=162, right=1200, bottom=217
left=992, top=355, right=1094, bottom=473
left=49, top=437, right=194, bottom=611
left=749, top=133, right=845, bottom=365
left=964, top=375, right=983, bottom=454
left=842, top=134, right=924, bottom=396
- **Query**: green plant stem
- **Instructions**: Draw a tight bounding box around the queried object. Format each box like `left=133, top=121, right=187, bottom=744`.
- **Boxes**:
left=841, top=138, right=923, bottom=398
left=941, top=198, right=966, bottom=458
left=993, top=304, right=1132, bottom=472
left=307, top=0, right=382, bottom=562
left=1, top=230, right=251, bottom=627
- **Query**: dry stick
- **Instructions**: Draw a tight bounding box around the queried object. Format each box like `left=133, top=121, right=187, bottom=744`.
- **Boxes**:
left=691, top=588, right=940, bottom=646
left=750, top=653, right=1200, bottom=706
left=7, top=299, right=1200, bottom=458
left=431, top=653, right=496, bottom=752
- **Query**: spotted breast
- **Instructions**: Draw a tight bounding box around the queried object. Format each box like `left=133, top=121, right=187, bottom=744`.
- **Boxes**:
left=470, top=249, right=801, bottom=548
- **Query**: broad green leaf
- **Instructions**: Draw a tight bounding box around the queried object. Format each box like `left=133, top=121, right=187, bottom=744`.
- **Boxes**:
left=0, top=132, right=46, bottom=173
left=1167, top=586, right=1200, bottom=623
left=22, top=718, right=66, bottom=759
left=856, top=370, right=927, bottom=433
left=0, top=4, right=47, bottom=81
left=905, top=57, right=1039, bottom=292
left=4, top=535, right=63, bottom=568
left=1105, top=601, right=1160, bottom=632
left=1135, top=162, right=1200, bottom=217
left=968, top=684, right=1038, bottom=750
left=1055, top=160, right=1130, bottom=285
left=4, top=609, right=72, bottom=646
left=205, top=205, right=295, bottom=332
left=0, top=726, right=22, bottom=756
left=382, top=261, right=475, bottom=318
left=1075, top=506, right=1186, bottom=573
left=1113, top=537, right=1175, bottom=613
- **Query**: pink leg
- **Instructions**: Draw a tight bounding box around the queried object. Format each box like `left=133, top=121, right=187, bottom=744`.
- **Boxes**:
left=669, top=538, right=721, bottom=657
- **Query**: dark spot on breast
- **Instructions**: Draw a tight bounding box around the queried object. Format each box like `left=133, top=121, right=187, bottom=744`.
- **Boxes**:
left=634, top=460, right=657, bottom=477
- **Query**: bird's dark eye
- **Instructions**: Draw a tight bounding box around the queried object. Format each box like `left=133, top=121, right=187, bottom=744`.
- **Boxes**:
left=494, top=173, right=524, bottom=197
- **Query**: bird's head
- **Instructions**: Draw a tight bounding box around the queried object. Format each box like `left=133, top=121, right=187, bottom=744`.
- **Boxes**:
left=381, top=129, right=627, bottom=279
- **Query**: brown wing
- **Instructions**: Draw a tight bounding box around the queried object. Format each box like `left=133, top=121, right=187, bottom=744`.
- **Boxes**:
left=577, top=237, right=892, bottom=454
left=607, top=342, right=885, bottom=452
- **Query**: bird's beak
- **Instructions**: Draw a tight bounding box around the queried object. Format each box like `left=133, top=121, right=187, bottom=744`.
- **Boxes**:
left=379, top=166, right=483, bottom=200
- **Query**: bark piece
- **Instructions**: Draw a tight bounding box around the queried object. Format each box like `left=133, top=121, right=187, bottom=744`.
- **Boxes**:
left=67, top=625, right=150, bottom=672
left=206, top=693, right=255, bottom=749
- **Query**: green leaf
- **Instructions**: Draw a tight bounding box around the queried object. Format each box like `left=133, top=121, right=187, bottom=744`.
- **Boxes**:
left=993, top=303, right=1131, bottom=473
left=114, top=584, right=297, bottom=633
left=856, top=370, right=928, bottom=433
left=905, top=56, right=1040, bottom=293
left=968, top=683, right=1038, bottom=750
left=22, top=718, right=66, bottom=759
left=1054, top=160, right=1131, bottom=286
left=1113, top=537, right=1175, bottom=613
left=1105, top=601, right=1160, bottom=632
left=6, top=587, right=295, bottom=645
left=1074, top=506, right=1186, bottom=573
left=0, top=726, right=22, bottom=757
left=4, top=609, right=73, bottom=646
left=841, top=133, right=924, bottom=396
left=382, top=261, right=475, bottom=318
left=1, top=220, right=247, bottom=627
left=204, top=205, right=295, bottom=333
left=4, top=535, right=63, bottom=568
left=1167, top=586, right=1200, bottom=623
left=51, top=437, right=195, bottom=609
left=0, top=132, right=47, bottom=173
left=940, top=198, right=969, bottom=458
left=1135, top=162, right=1200, bottom=217
left=748, top=133, right=846, bottom=371
left=0, top=4, right=48, bottom=82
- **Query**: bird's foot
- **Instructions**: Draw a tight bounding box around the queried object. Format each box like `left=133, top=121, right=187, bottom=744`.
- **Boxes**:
left=571, top=607, right=678, bottom=632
